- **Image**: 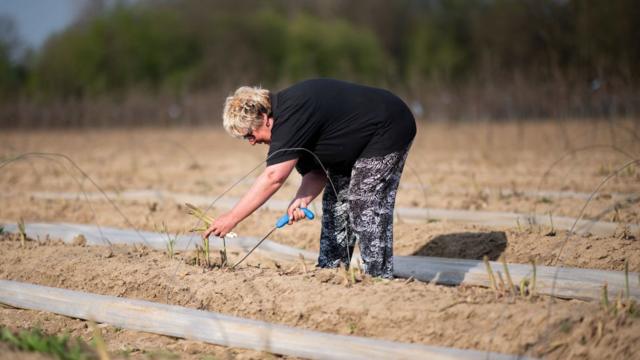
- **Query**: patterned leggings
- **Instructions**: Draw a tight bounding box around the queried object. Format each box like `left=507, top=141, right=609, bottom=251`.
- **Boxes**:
left=317, top=146, right=410, bottom=278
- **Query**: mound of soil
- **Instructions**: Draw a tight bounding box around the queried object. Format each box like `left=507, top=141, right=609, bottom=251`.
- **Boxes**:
left=1, top=234, right=639, bottom=359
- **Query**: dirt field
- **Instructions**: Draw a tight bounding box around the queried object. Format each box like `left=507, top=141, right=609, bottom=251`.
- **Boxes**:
left=1, top=119, right=639, bottom=359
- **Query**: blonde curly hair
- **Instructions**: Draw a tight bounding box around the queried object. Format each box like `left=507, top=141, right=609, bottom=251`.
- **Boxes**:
left=222, top=86, right=271, bottom=138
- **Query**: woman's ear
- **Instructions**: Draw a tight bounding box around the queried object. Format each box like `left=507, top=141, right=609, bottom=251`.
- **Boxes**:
left=264, top=113, right=272, bottom=128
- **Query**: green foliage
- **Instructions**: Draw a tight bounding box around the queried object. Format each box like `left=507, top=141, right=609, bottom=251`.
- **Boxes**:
left=406, top=0, right=475, bottom=82
left=0, top=16, right=26, bottom=98
left=32, top=4, right=200, bottom=97
left=284, top=14, right=386, bottom=83
left=0, top=327, right=97, bottom=360
left=29, top=4, right=386, bottom=98
left=0, top=42, right=18, bottom=94
left=11, top=0, right=640, bottom=101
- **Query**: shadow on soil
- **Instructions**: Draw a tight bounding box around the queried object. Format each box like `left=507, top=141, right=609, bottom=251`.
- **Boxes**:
left=411, top=231, right=508, bottom=260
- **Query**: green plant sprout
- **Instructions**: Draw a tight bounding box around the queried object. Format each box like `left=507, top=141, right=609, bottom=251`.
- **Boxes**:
left=220, top=235, right=228, bottom=267
left=185, top=203, right=237, bottom=268
left=624, top=163, right=636, bottom=177
left=598, top=260, right=639, bottom=317
left=597, top=163, right=610, bottom=176
left=612, top=204, right=621, bottom=223
left=203, top=234, right=211, bottom=267
left=298, top=253, right=308, bottom=274
left=185, top=203, right=215, bottom=231
left=614, top=290, right=623, bottom=316
left=194, top=244, right=203, bottom=266
left=483, top=255, right=498, bottom=293
left=601, top=282, right=610, bottom=311
left=155, top=222, right=178, bottom=260
left=514, top=260, right=539, bottom=298
left=89, top=321, right=109, bottom=360
left=501, top=256, right=516, bottom=295
left=546, top=212, right=556, bottom=236
left=167, top=236, right=176, bottom=260
left=519, top=278, right=530, bottom=297
left=625, top=259, right=630, bottom=299
left=496, top=271, right=506, bottom=294
left=17, top=218, right=26, bottom=247
left=340, top=265, right=357, bottom=286
left=530, top=259, right=537, bottom=296
left=349, top=266, right=357, bottom=285
left=485, top=256, right=539, bottom=298
left=355, top=258, right=363, bottom=277
left=538, top=197, right=553, bottom=204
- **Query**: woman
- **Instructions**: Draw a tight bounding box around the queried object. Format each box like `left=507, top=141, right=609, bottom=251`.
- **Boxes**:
left=204, top=78, right=416, bottom=278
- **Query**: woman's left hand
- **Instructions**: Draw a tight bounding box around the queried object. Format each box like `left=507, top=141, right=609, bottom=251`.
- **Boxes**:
left=203, top=212, right=238, bottom=239
left=287, top=198, right=308, bottom=225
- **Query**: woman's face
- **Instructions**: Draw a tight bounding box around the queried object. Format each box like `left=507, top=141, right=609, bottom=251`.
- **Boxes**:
left=243, top=113, right=272, bottom=146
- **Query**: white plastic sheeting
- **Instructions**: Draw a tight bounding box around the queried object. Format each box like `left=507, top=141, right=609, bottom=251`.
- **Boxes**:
left=19, top=189, right=636, bottom=236
left=0, top=280, right=528, bottom=360
left=1, top=221, right=316, bottom=262
left=3, top=222, right=637, bottom=301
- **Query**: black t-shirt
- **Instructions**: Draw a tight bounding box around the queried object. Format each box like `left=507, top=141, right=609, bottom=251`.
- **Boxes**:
left=267, top=79, right=416, bottom=175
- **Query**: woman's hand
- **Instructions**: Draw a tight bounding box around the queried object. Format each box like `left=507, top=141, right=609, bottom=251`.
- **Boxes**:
left=203, top=212, right=238, bottom=239
left=287, top=198, right=308, bottom=225
left=286, top=169, right=326, bottom=225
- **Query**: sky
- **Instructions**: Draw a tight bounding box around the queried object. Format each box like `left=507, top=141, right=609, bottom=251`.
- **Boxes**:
left=0, top=0, right=82, bottom=50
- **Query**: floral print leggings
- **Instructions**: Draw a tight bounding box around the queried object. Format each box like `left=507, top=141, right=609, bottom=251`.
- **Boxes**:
left=317, top=146, right=410, bottom=278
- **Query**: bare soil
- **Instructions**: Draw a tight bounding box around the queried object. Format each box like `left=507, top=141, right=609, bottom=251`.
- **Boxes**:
left=1, top=119, right=639, bottom=359
left=1, top=234, right=640, bottom=360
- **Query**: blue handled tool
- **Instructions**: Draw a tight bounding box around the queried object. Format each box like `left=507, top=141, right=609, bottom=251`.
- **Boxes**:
left=232, top=207, right=315, bottom=268
left=275, top=207, right=315, bottom=228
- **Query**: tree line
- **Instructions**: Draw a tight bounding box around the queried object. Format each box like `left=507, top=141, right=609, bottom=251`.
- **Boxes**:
left=1, top=0, right=639, bottom=125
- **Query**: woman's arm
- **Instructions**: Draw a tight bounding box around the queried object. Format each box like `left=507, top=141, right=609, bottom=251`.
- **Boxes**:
left=204, top=158, right=297, bottom=238
left=287, top=169, right=327, bottom=223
